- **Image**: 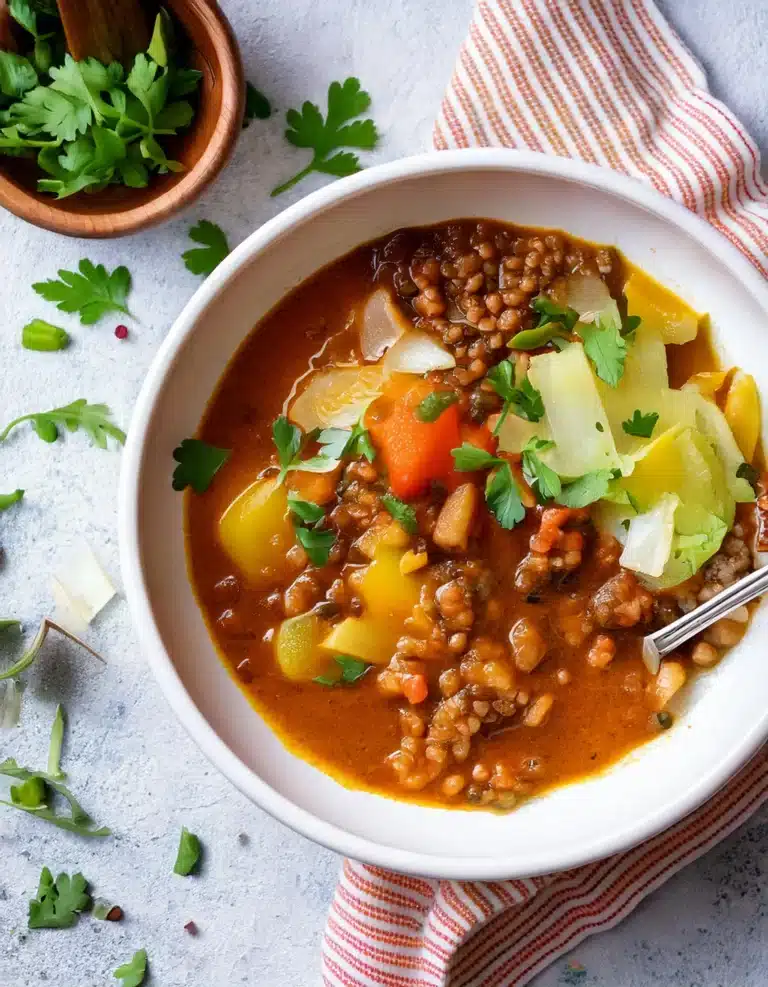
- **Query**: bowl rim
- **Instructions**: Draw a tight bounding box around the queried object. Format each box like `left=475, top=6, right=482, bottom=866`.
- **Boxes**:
left=119, top=148, right=768, bottom=879
left=0, top=1, right=244, bottom=239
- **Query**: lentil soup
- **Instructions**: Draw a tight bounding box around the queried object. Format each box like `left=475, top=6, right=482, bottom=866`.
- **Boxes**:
left=186, top=220, right=762, bottom=810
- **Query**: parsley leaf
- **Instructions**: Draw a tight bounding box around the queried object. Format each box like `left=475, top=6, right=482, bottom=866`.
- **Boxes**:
left=622, top=409, right=659, bottom=438
left=577, top=316, right=627, bottom=387
left=173, top=826, right=201, bottom=876
left=287, top=494, right=325, bottom=525
left=521, top=437, right=561, bottom=502
left=736, top=462, right=760, bottom=492
left=0, top=399, right=125, bottom=447
left=182, top=220, right=231, bottom=276
left=272, top=77, right=379, bottom=196
left=317, top=420, right=375, bottom=463
left=451, top=444, right=499, bottom=472
left=114, top=949, right=148, bottom=987
left=0, top=51, right=38, bottom=99
left=171, top=439, right=230, bottom=494
left=381, top=493, right=418, bottom=534
left=272, top=416, right=339, bottom=483
left=244, top=82, right=271, bottom=125
left=0, top=489, right=24, bottom=511
left=486, top=359, right=544, bottom=433
left=295, top=525, right=335, bottom=566
left=414, top=390, right=459, bottom=423
left=314, top=655, right=371, bottom=687
left=557, top=469, right=615, bottom=508
left=485, top=462, right=525, bottom=529
left=28, top=868, right=91, bottom=929
left=32, top=260, right=132, bottom=324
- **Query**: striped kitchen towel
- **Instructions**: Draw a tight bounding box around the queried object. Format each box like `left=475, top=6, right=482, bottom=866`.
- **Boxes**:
left=322, top=1, right=768, bottom=985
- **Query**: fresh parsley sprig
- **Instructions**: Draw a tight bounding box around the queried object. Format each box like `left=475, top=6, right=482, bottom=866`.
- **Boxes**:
left=182, top=220, right=231, bottom=276
left=287, top=493, right=335, bottom=566
left=114, top=949, right=148, bottom=987
left=486, top=359, right=544, bottom=434
left=317, top=420, right=375, bottom=463
left=271, top=77, right=379, bottom=196
left=452, top=443, right=525, bottom=529
left=32, top=260, right=132, bottom=324
left=314, top=656, right=371, bottom=687
left=577, top=317, right=627, bottom=388
left=0, top=399, right=125, bottom=447
left=381, top=493, right=418, bottom=535
left=557, top=469, right=618, bottom=508
left=272, top=416, right=339, bottom=484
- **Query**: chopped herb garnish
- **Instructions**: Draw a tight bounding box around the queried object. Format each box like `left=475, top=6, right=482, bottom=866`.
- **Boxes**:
left=22, top=318, right=69, bottom=351
left=317, top=420, right=375, bottom=463
left=509, top=295, right=579, bottom=350
left=314, top=655, right=371, bottom=686
left=47, top=703, right=65, bottom=780
left=0, top=399, right=125, bottom=447
left=521, top=437, right=561, bottom=502
left=173, top=826, right=201, bottom=876
left=271, top=77, right=379, bottom=196
left=736, top=462, right=760, bottom=492
left=451, top=443, right=499, bottom=472
left=244, top=82, right=271, bottom=125
left=28, top=867, right=91, bottom=929
left=380, top=493, right=418, bottom=534
left=182, top=220, right=231, bottom=276
left=595, top=421, right=604, bottom=432
left=414, top=390, right=459, bottom=423
left=295, top=524, right=335, bottom=566
left=621, top=518, right=631, bottom=531
left=0, top=489, right=24, bottom=511
left=272, top=416, right=339, bottom=483
left=531, top=295, right=580, bottom=330
left=557, top=469, right=616, bottom=508
left=32, top=261, right=132, bottom=324
left=287, top=494, right=325, bottom=525
left=451, top=444, right=525, bottom=529
left=486, top=359, right=544, bottom=433
left=114, top=949, right=148, bottom=987
left=622, top=409, right=659, bottom=438
left=1, top=757, right=110, bottom=837
left=577, top=316, right=627, bottom=387
left=172, top=438, right=230, bottom=493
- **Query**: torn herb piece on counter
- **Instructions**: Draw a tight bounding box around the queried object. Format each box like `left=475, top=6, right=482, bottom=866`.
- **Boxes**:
left=243, top=81, right=271, bottom=125
left=172, top=439, right=231, bottom=493
left=0, top=11, right=201, bottom=197
left=114, top=949, right=148, bottom=987
left=173, top=826, right=202, bottom=876
left=0, top=399, right=125, bottom=447
left=451, top=443, right=525, bottom=529
left=0, top=488, right=24, bottom=510
left=182, top=220, right=231, bottom=276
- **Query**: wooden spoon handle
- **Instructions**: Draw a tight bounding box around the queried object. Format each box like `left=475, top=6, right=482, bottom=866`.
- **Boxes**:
left=57, top=0, right=152, bottom=64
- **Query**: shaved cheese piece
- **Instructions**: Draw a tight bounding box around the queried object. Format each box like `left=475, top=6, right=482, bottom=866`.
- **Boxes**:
left=620, top=493, right=679, bottom=578
left=51, top=544, right=115, bottom=637
left=360, top=288, right=411, bottom=361
left=383, top=331, right=456, bottom=374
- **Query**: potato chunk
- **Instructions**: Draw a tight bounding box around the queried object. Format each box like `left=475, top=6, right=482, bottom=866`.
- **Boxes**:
left=432, top=483, right=479, bottom=551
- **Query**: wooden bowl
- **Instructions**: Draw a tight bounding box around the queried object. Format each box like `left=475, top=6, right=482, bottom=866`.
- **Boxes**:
left=0, top=0, right=244, bottom=238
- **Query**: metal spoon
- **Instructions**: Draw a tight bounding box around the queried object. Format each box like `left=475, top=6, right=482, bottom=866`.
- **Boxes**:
left=643, top=564, right=768, bottom=673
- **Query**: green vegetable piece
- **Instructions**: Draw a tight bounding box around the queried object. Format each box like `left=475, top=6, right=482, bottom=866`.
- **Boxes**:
left=486, top=359, right=544, bottom=433
left=314, top=655, right=370, bottom=686
left=295, top=524, right=335, bottom=566
left=287, top=494, right=325, bottom=525
left=656, top=710, right=673, bottom=730
left=736, top=462, right=759, bottom=492
left=28, top=868, right=91, bottom=929
left=577, top=316, right=627, bottom=388
left=0, top=489, right=24, bottom=511
left=172, top=439, right=230, bottom=494
left=22, top=318, right=70, bottom=351
left=11, top=774, right=47, bottom=808
left=622, top=314, right=642, bottom=338
left=486, top=462, right=525, bottom=529
left=173, top=826, right=201, bottom=876
left=1, top=757, right=111, bottom=837
left=182, top=220, right=231, bottom=276
left=272, top=77, right=379, bottom=196
left=32, top=260, right=132, bottom=324
left=114, top=949, right=148, bottom=987
left=0, top=619, right=21, bottom=632
left=381, top=493, right=418, bottom=534
left=622, top=409, right=659, bottom=438
left=0, top=399, right=125, bottom=447
left=414, top=390, right=459, bottom=423
left=47, top=704, right=66, bottom=780
left=521, top=437, right=561, bottom=502
left=557, top=469, right=616, bottom=508
left=244, top=81, right=271, bottom=125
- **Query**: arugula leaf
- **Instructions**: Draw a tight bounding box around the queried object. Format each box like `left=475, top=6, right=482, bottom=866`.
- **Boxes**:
left=0, top=399, right=125, bottom=447
left=557, top=469, right=615, bottom=508
left=32, top=260, right=132, bottom=324
left=172, top=439, right=230, bottom=494
left=521, top=437, right=561, bottom=502
left=485, top=462, right=525, bottom=529
left=381, top=493, right=418, bottom=535
left=28, top=868, right=91, bottom=929
left=182, top=220, right=231, bottom=276
left=622, top=409, right=659, bottom=438
left=272, top=416, right=339, bottom=483
left=414, top=390, right=459, bottom=423
left=244, top=82, right=271, bottom=125
left=317, top=421, right=375, bottom=463
left=314, top=655, right=371, bottom=687
left=0, top=489, right=24, bottom=511
left=287, top=494, right=325, bottom=525
left=272, top=77, right=379, bottom=196
left=295, top=524, right=335, bottom=566
left=173, top=826, right=201, bottom=876
left=577, top=316, right=627, bottom=387
left=736, top=461, right=760, bottom=492
left=114, top=949, right=148, bottom=987
left=486, top=359, right=544, bottom=433
left=0, top=51, right=38, bottom=99
left=47, top=704, right=65, bottom=780
left=22, top=318, right=69, bottom=351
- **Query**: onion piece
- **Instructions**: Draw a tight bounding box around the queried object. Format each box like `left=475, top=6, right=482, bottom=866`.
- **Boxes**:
left=51, top=543, right=115, bottom=637
left=289, top=366, right=386, bottom=431
left=360, top=288, right=411, bottom=361
left=383, top=331, right=456, bottom=375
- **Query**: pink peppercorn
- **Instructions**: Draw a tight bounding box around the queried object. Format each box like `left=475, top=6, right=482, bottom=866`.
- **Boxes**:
left=114, top=324, right=129, bottom=339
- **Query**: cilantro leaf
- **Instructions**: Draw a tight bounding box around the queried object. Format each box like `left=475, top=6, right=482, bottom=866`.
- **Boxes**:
left=114, top=949, right=148, bottom=987
left=272, top=77, right=379, bottom=196
left=521, top=437, right=561, bottom=502
left=381, top=493, right=418, bottom=534
left=486, top=360, right=544, bottom=433
left=414, top=390, right=459, bottom=423
left=736, top=462, right=760, bottom=492
left=510, top=295, right=579, bottom=350
left=0, top=399, right=125, bottom=447
left=171, top=439, right=230, bottom=494
left=0, top=51, right=38, bottom=99
left=244, top=81, right=271, bottom=125
left=622, top=409, right=659, bottom=438
left=295, top=524, right=335, bottom=566
left=182, top=220, right=231, bottom=276
left=32, top=259, right=132, bottom=324
left=0, top=489, right=24, bottom=511
left=486, top=462, right=525, bottom=529
left=557, top=469, right=615, bottom=508
left=314, top=655, right=371, bottom=687
left=173, top=826, right=201, bottom=876
left=287, top=494, right=325, bottom=525
left=28, top=868, right=91, bottom=929
left=577, top=316, right=627, bottom=387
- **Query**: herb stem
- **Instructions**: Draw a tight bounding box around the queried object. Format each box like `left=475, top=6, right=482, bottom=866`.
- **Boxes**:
left=270, top=162, right=315, bottom=197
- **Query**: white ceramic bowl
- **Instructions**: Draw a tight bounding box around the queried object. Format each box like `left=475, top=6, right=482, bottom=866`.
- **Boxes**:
left=119, top=149, right=768, bottom=879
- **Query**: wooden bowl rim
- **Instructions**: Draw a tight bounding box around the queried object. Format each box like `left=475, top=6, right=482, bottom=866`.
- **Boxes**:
left=0, top=1, right=244, bottom=238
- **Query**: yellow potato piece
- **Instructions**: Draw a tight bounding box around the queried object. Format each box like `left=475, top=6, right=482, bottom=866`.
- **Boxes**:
left=355, top=517, right=410, bottom=560
left=400, top=549, right=428, bottom=575
left=624, top=268, right=701, bottom=344
left=360, top=549, right=422, bottom=619
left=218, top=478, right=294, bottom=586
left=289, top=365, right=386, bottom=431
left=275, top=613, right=329, bottom=681
left=724, top=370, right=760, bottom=461
left=322, top=616, right=395, bottom=665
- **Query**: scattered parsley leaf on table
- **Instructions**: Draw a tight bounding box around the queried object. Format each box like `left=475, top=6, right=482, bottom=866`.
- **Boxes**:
left=28, top=867, right=91, bottom=929
left=0, top=489, right=24, bottom=510
left=182, top=220, right=231, bottom=276
left=0, top=400, right=125, bottom=447
left=271, top=77, right=379, bottom=196
left=32, top=260, right=132, bottom=324
left=172, top=439, right=231, bottom=493
left=173, top=826, right=202, bottom=876
left=114, top=949, right=148, bottom=987
left=314, top=655, right=371, bottom=686
left=381, top=493, right=418, bottom=535
left=1, top=757, right=111, bottom=837
left=622, top=409, right=659, bottom=438
left=244, top=81, right=271, bottom=125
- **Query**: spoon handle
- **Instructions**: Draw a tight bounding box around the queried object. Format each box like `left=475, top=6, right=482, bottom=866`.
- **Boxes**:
left=643, top=564, right=768, bottom=672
